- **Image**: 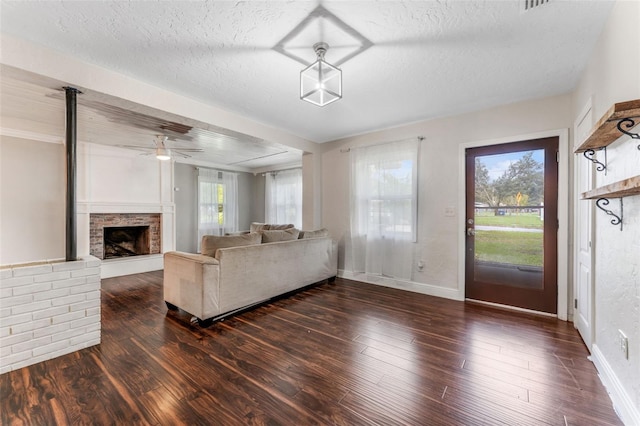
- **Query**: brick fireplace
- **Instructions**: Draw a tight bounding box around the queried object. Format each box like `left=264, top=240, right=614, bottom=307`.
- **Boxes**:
left=89, top=213, right=161, bottom=260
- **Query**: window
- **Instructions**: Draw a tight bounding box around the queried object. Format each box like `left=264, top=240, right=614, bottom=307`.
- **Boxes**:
left=350, top=138, right=419, bottom=279
left=197, top=168, right=238, bottom=251
left=199, top=181, right=225, bottom=226
left=360, top=159, right=415, bottom=236
left=265, top=168, right=302, bottom=228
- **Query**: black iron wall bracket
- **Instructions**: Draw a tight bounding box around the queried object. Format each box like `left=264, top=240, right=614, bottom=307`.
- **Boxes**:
left=595, top=197, right=623, bottom=231
left=581, top=116, right=640, bottom=172
left=583, top=147, right=607, bottom=174
left=616, top=117, right=640, bottom=150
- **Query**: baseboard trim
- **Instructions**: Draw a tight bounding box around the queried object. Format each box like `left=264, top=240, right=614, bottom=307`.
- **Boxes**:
left=338, top=270, right=462, bottom=301
left=100, top=254, right=163, bottom=278
left=591, top=343, right=640, bottom=425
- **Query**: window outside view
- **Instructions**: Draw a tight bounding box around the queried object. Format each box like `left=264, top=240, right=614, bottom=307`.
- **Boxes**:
left=199, top=182, right=225, bottom=226
left=474, top=150, right=544, bottom=269
left=367, top=159, right=414, bottom=235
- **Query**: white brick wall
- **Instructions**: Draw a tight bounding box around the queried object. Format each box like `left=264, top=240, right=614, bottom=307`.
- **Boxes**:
left=0, top=256, right=101, bottom=374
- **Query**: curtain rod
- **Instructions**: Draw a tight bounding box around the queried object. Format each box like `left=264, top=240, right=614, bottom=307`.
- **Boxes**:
left=195, top=166, right=238, bottom=174
left=340, top=135, right=425, bottom=153
left=260, top=166, right=302, bottom=176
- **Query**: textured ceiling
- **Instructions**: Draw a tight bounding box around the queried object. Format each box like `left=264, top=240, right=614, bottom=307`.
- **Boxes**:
left=0, top=1, right=613, bottom=146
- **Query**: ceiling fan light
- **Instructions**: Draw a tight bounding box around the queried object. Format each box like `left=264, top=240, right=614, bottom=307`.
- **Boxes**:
left=156, top=147, right=171, bottom=161
left=300, top=42, right=342, bottom=107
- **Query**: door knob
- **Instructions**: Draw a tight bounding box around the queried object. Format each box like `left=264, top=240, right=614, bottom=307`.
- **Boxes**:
left=467, top=227, right=475, bottom=236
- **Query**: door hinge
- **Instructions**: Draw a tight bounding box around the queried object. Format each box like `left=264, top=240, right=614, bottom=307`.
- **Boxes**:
left=556, top=151, right=559, bottom=163
left=574, top=299, right=578, bottom=309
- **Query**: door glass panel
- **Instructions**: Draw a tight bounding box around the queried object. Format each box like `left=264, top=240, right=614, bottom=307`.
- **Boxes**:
left=473, top=149, right=544, bottom=290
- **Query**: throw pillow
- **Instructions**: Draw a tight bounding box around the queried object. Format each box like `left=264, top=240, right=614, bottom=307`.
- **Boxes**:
left=299, top=228, right=329, bottom=239
left=250, top=222, right=295, bottom=232
left=250, top=222, right=266, bottom=232
left=201, top=232, right=261, bottom=257
left=267, top=223, right=295, bottom=230
left=261, top=228, right=300, bottom=243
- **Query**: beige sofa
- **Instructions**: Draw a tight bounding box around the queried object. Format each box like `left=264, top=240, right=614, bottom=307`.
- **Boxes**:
left=163, top=232, right=338, bottom=325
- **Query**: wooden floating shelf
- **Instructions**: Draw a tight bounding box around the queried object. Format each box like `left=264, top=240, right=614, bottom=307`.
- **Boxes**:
left=582, top=175, right=640, bottom=199
left=575, top=99, right=640, bottom=153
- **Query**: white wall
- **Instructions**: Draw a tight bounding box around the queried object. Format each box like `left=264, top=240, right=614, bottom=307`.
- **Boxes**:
left=77, top=143, right=169, bottom=205
left=571, top=1, right=640, bottom=422
left=321, top=94, right=572, bottom=299
left=0, top=137, right=65, bottom=265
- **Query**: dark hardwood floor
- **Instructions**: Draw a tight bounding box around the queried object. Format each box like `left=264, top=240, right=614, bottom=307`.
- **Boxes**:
left=1, top=271, right=621, bottom=425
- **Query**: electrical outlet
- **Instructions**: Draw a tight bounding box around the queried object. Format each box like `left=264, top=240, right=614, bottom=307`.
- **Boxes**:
left=417, top=260, right=425, bottom=271
left=619, top=330, right=629, bottom=359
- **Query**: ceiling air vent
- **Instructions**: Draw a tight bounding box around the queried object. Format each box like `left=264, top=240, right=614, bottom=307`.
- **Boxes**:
left=523, top=0, right=550, bottom=12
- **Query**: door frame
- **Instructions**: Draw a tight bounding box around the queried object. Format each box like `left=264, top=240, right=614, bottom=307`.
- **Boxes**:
left=457, top=128, right=570, bottom=320
left=573, top=98, right=595, bottom=348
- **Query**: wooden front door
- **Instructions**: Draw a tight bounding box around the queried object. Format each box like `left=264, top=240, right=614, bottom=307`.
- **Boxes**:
left=465, top=137, right=559, bottom=314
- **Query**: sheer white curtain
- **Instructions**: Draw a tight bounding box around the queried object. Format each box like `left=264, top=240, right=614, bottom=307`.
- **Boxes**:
left=197, top=168, right=239, bottom=251
left=350, top=138, right=419, bottom=280
left=265, top=168, right=302, bottom=228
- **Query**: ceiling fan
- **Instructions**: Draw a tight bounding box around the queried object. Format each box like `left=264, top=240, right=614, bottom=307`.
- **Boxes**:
left=118, top=135, right=204, bottom=160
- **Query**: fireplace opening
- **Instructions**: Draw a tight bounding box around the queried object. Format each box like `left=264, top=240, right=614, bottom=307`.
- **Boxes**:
left=103, top=226, right=151, bottom=259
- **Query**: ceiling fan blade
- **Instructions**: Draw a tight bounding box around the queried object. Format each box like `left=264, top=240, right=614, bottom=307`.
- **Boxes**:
left=172, top=150, right=194, bottom=158
left=116, top=144, right=154, bottom=151
left=170, top=148, right=204, bottom=152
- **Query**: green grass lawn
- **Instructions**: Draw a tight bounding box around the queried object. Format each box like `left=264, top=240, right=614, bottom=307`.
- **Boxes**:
left=475, top=212, right=543, bottom=229
left=475, top=230, right=543, bottom=267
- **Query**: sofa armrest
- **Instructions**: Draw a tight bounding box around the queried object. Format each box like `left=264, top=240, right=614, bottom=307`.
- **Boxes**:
left=163, top=251, right=221, bottom=320
left=164, top=251, right=219, bottom=265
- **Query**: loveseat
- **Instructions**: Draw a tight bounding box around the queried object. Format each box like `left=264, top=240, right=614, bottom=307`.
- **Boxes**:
left=163, top=227, right=338, bottom=325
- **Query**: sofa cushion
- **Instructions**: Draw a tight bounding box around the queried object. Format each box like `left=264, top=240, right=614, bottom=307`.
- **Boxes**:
left=201, top=232, right=261, bottom=257
left=250, top=222, right=295, bottom=232
left=225, top=231, right=250, bottom=236
left=299, top=228, right=329, bottom=239
left=261, top=228, right=300, bottom=243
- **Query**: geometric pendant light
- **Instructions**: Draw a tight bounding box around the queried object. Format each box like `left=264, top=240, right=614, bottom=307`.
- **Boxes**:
left=300, top=42, right=342, bottom=107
